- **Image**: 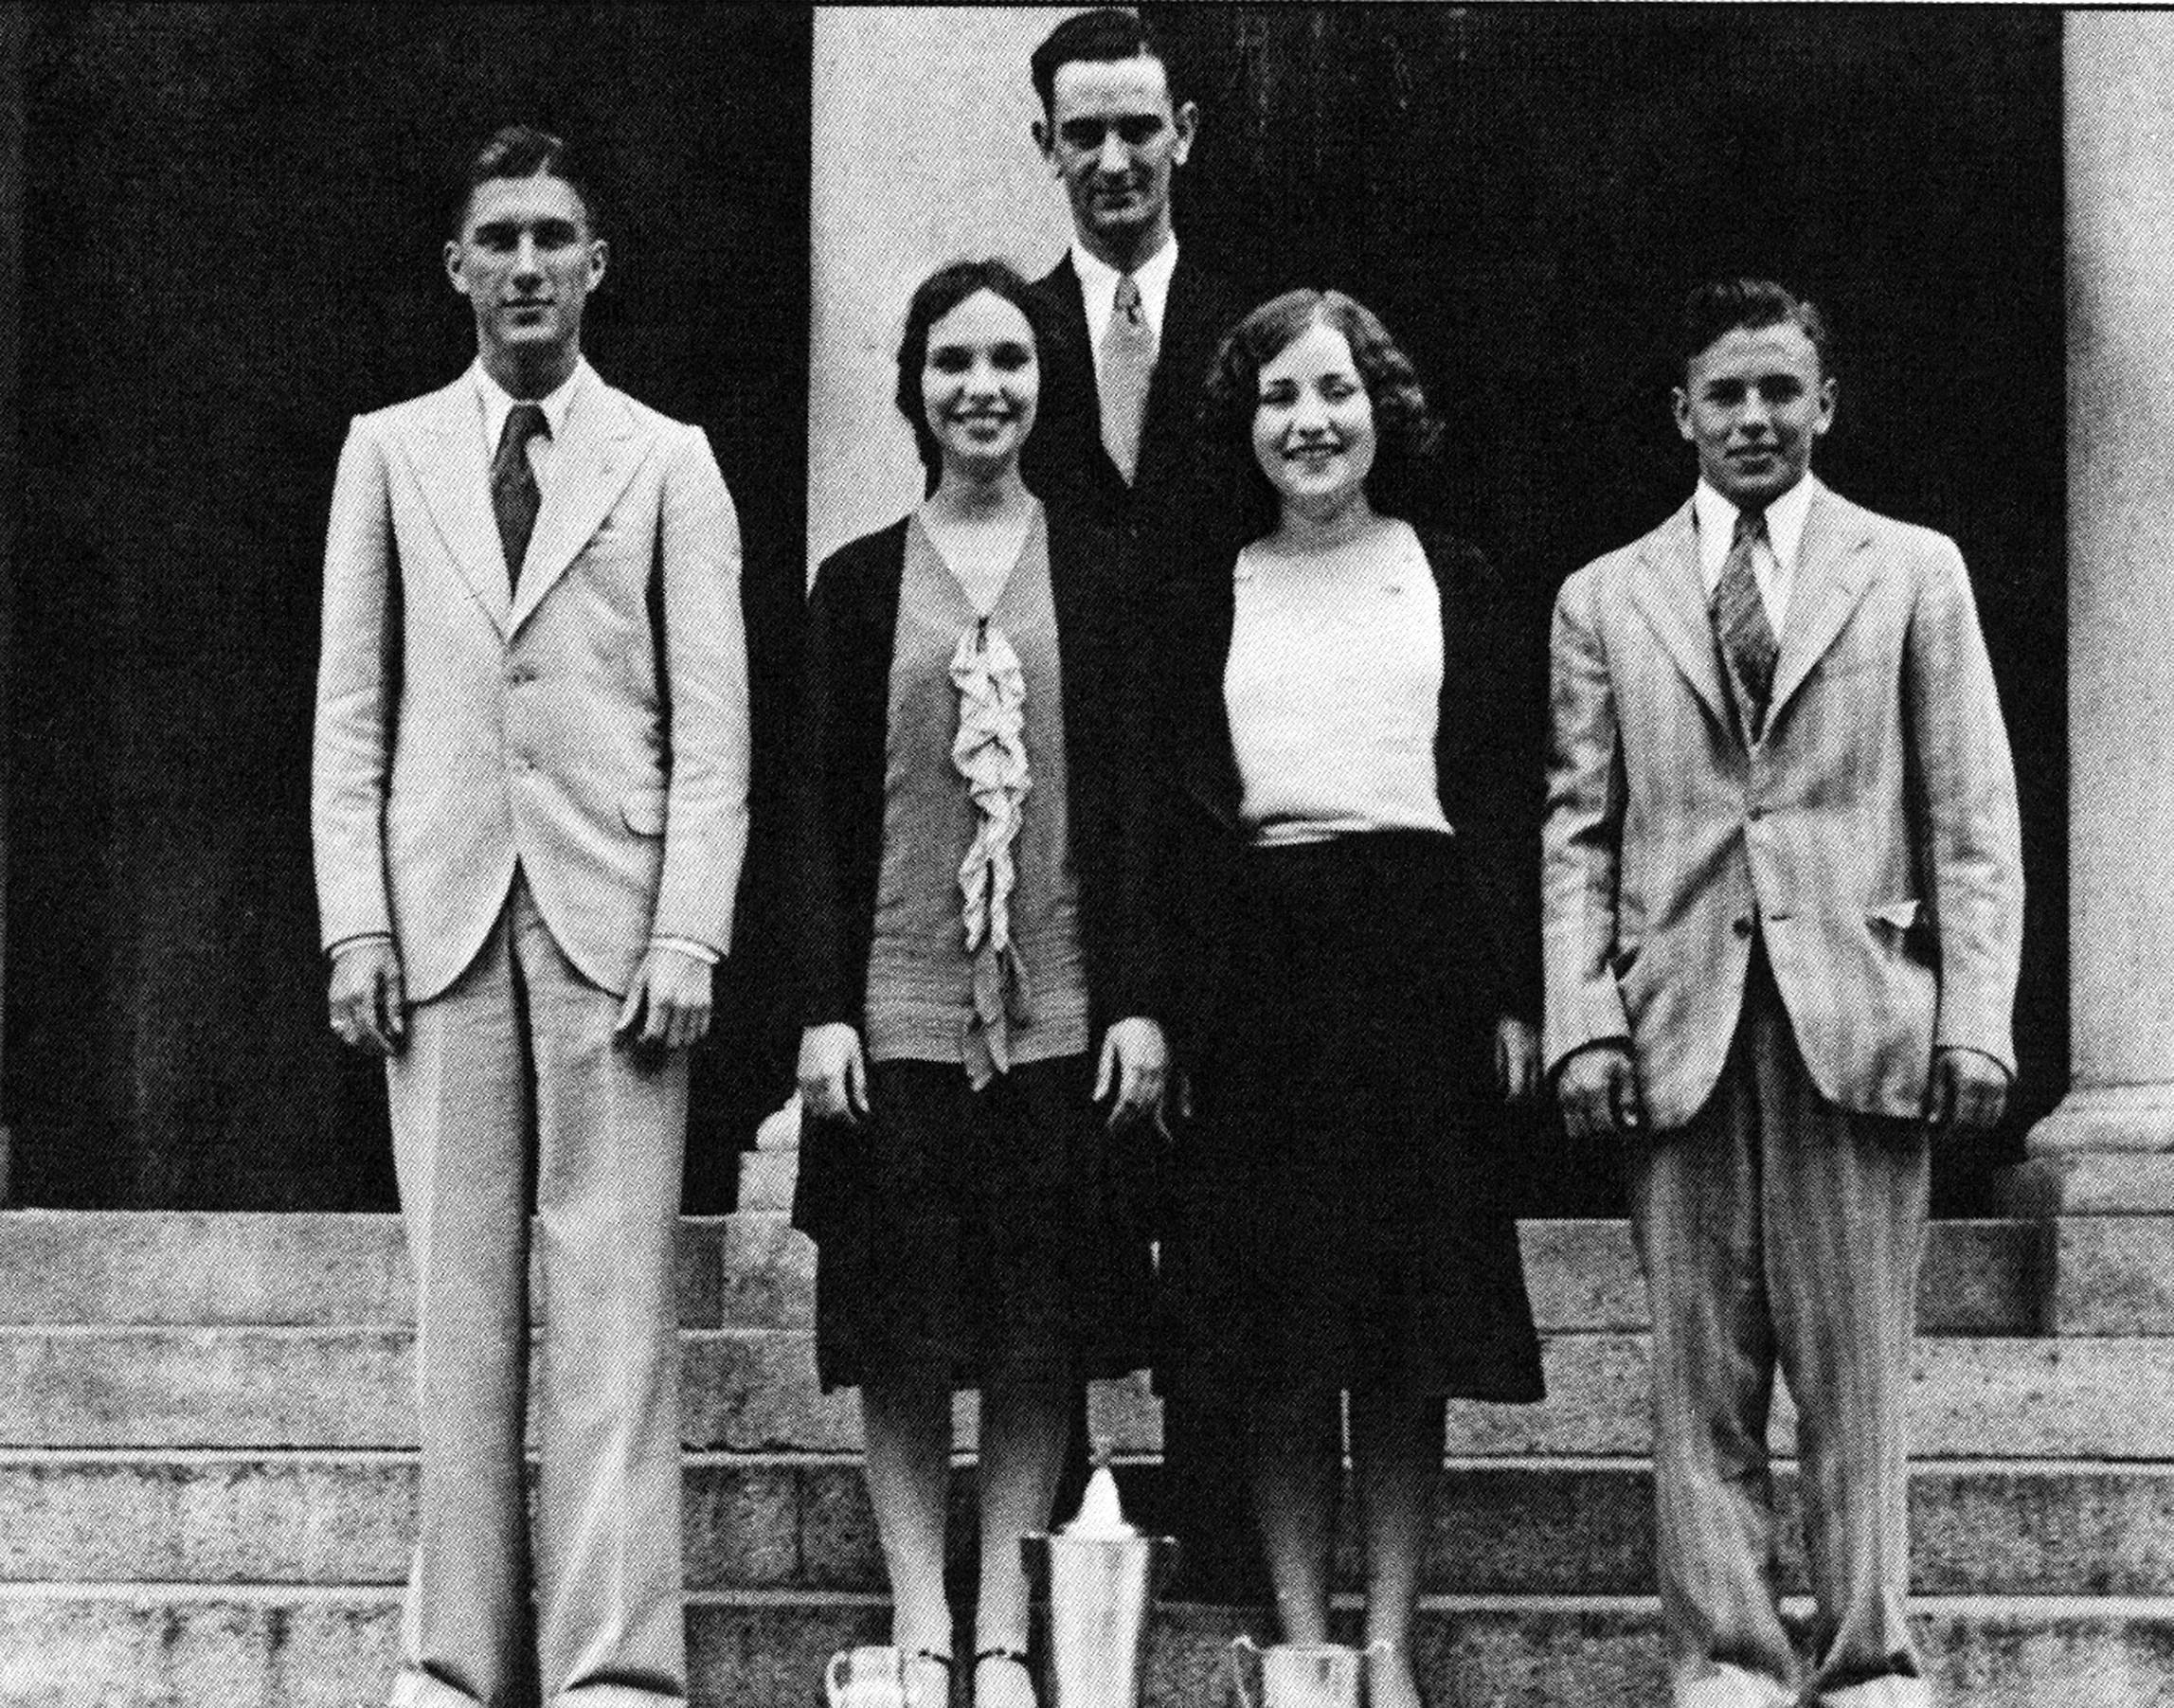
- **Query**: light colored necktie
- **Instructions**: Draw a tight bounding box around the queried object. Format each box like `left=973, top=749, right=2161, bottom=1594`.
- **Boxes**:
left=1713, top=508, right=1780, bottom=737
left=492, top=403, right=548, bottom=592
left=1099, top=273, right=1155, bottom=485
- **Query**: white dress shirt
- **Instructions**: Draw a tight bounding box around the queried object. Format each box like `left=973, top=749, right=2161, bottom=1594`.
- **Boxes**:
left=1069, top=235, right=1179, bottom=405
left=1692, top=471, right=1820, bottom=634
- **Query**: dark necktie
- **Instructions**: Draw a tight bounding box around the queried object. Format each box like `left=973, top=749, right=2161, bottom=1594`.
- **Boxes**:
left=492, top=402, right=548, bottom=591
left=1099, top=273, right=1155, bottom=485
left=1713, top=508, right=1780, bottom=737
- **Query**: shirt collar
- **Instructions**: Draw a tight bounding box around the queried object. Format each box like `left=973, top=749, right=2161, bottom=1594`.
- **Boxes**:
left=1693, top=470, right=1820, bottom=577
left=1069, top=233, right=1179, bottom=349
left=471, top=356, right=588, bottom=456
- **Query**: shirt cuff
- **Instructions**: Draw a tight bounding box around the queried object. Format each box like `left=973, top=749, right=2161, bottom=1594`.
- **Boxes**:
left=327, top=932, right=393, bottom=962
left=649, top=935, right=720, bottom=966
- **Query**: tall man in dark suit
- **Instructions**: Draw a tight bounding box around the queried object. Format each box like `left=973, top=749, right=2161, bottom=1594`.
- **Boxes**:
left=1545, top=279, right=2021, bottom=1708
left=314, top=125, right=749, bottom=1708
left=1022, top=8, right=1233, bottom=564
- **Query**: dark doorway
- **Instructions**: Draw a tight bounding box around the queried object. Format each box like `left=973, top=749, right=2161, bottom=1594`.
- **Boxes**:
left=7, top=5, right=811, bottom=1208
left=1150, top=5, right=2066, bottom=1214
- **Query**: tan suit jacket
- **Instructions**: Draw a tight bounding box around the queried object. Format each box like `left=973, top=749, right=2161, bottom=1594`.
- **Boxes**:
left=313, top=370, right=750, bottom=998
left=1543, top=478, right=2021, bottom=1132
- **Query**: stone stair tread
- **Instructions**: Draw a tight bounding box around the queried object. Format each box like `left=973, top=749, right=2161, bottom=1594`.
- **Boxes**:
left=6, top=1448, right=2171, bottom=1598
left=9, top=1324, right=2174, bottom=1458
left=6, top=1586, right=2174, bottom=1708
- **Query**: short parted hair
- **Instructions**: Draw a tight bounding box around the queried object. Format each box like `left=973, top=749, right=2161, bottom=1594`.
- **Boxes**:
left=1030, top=8, right=1180, bottom=118
left=894, top=259, right=1051, bottom=491
left=1677, top=278, right=1833, bottom=382
left=451, top=124, right=601, bottom=238
left=1201, top=288, right=1443, bottom=537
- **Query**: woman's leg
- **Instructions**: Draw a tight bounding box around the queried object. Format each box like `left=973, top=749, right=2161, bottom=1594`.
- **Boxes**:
left=974, top=1374, right=1070, bottom=1708
left=861, top=1372, right=956, bottom=1702
left=1351, top=1384, right=1443, bottom=1708
left=1247, top=1388, right=1342, bottom=1646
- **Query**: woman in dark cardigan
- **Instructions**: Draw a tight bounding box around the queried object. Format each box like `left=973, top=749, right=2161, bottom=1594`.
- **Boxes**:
left=1156, top=288, right=1545, bottom=1708
left=788, top=259, right=1167, bottom=1708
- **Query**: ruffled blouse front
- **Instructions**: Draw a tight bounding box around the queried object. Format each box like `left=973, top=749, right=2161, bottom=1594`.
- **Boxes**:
left=863, top=506, right=1090, bottom=1086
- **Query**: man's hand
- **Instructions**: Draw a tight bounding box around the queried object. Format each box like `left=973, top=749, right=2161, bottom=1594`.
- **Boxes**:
left=1495, top=1016, right=1541, bottom=1106
left=328, top=939, right=406, bottom=1055
left=614, top=945, right=714, bottom=1052
left=1096, top=1016, right=1169, bottom=1131
left=1557, top=1040, right=1643, bottom=1142
left=798, top=1022, right=869, bottom=1124
left=1926, top=1046, right=2009, bottom=1141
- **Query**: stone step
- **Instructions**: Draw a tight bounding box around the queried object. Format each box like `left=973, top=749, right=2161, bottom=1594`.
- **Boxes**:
left=17, top=1210, right=2150, bottom=1336
left=9, top=1326, right=2174, bottom=1459
left=4, top=1587, right=2172, bottom=1708
left=7, top=1450, right=2172, bottom=1599
left=725, top=1213, right=2058, bottom=1335
left=0, top=1212, right=728, bottom=1328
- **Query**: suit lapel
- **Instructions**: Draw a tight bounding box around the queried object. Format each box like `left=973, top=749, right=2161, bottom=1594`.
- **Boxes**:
left=509, top=378, right=646, bottom=634
left=1626, top=501, right=1731, bottom=728
left=1766, top=483, right=1876, bottom=727
left=406, top=381, right=512, bottom=637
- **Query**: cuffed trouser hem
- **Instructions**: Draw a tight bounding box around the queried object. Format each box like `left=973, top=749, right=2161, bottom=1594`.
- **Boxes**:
left=551, top=1689, right=689, bottom=1708
left=1674, top=1661, right=1796, bottom=1708
left=389, top=1668, right=481, bottom=1708
left=1814, top=1675, right=1933, bottom=1708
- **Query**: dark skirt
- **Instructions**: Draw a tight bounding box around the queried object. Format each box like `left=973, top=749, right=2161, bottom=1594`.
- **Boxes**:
left=1159, top=830, right=1544, bottom=1405
left=792, top=1052, right=1157, bottom=1393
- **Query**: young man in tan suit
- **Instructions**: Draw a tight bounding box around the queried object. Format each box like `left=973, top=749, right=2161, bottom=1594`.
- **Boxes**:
left=1544, top=279, right=2021, bottom=1708
left=313, top=125, right=749, bottom=1708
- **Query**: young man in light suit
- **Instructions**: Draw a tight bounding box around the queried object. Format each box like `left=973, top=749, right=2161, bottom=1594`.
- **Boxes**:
left=1544, top=279, right=2021, bottom=1708
left=313, top=125, right=749, bottom=1708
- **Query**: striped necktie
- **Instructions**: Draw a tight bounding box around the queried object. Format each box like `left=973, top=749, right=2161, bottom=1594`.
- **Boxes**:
left=1713, top=507, right=1779, bottom=737
left=492, top=402, right=548, bottom=592
left=1099, top=273, right=1155, bottom=485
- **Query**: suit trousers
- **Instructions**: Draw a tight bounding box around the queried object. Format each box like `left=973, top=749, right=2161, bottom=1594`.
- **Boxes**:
left=386, top=874, right=690, bottom=1708
left=1627, top=952, right=1931, bottom=1708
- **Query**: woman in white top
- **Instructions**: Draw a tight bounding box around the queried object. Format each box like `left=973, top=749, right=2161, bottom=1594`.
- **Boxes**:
left=1156, top=289, right=1545, bottom=1708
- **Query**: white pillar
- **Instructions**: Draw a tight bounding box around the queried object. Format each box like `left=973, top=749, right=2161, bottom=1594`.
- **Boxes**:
left=2017, top=12, right=2174, bottom=1211
left=805, top=5, right=1075, bottom=577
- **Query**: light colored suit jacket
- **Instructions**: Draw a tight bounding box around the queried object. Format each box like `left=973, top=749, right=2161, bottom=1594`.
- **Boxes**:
left=313, top=370, right=750, bottom=1002
left=1543, top=478, right=2021, bottom=1131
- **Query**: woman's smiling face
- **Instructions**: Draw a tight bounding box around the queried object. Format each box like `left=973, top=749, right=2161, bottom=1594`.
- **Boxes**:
left=1251, top=316, right=1377, bottom=519
left=923, top=288, right=1040, bottom=479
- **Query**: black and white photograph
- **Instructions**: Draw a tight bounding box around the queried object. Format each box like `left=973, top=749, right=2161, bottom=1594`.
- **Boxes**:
left=0, top=5, right=2156, bottom=1706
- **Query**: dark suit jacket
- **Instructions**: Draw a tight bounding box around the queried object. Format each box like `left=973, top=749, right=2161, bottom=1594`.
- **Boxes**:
left=1155, top=529, right=1544, bottom=1060
left=787, top=507, right=1163, bottom=1042
left=1021, top=251, right=1238, bottom=569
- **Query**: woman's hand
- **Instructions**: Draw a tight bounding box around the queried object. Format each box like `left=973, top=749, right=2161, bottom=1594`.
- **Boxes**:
left=798, top=1022, right=869, bottom=1125
left=1095, top=1016, right=1169, bottom=1131
left=1494, top=1016, right=1541, bottom=1106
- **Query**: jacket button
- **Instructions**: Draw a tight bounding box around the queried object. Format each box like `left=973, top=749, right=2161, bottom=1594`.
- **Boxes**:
left=1732, top=917, right=1752, bottom=939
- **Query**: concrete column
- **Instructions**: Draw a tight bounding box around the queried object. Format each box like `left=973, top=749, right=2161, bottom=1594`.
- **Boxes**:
left=806, top=5, right=1072, bottom=576
left=2016, top=12, right=2174, bottom=1213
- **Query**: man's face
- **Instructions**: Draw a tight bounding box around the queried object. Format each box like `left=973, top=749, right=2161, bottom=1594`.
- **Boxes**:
left=1673, top=320, right=1836, bottom=510
left=444, top=172, right=605, bottom=368
left=1036, top=55, right=1196, bottom=266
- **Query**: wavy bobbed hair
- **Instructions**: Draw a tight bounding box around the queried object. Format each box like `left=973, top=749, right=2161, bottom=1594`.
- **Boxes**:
left=894, top=259, right=1051, bottom=494
left=1200, top=288, right=1442, bottom=540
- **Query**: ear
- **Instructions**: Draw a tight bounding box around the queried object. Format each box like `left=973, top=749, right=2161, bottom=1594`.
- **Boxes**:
left=1671, top=386, right=1694, bottom=442
left=1171, top=99, right=1199, bottom=166
left=1033, top=117, right=1056, bottom=171
left=444, top=239, right=470, bottom=298
left=586, top=238, right=608, bottom=292
left=1812, top=374, right=1838, bottom=437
